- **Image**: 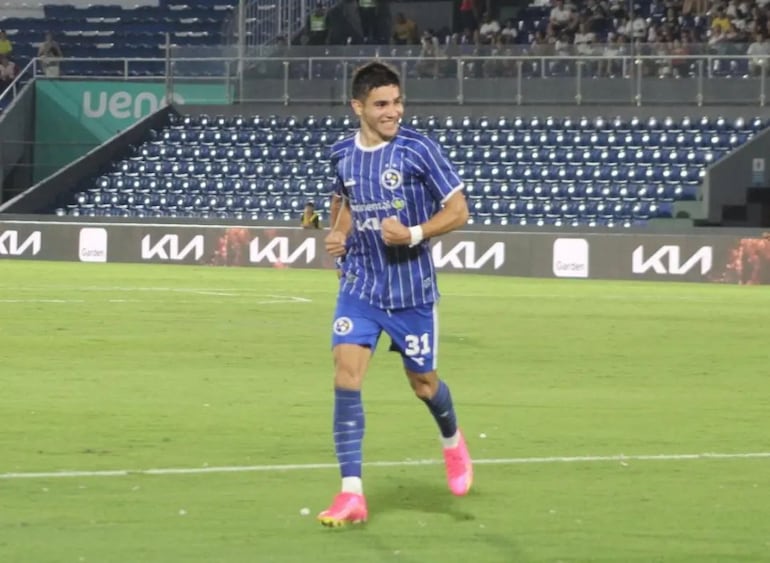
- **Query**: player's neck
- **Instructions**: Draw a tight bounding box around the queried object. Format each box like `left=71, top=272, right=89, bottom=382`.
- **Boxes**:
left=355, top=129, right=392, bottom=151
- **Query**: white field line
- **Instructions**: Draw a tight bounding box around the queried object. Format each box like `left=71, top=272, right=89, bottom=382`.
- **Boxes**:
left=0, top=299, right=86, bottom=303
left=0, top=294, right=312, bottom=305
left=1, top=285, right=767, bottom=303
left=2, top=451, right=769, bottom=480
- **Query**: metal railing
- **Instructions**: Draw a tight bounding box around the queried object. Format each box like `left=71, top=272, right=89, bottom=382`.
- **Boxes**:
left=7, top=52, right=770, bottom=107
left=223, top=0, right=336, bottom=55
left=0, top=59, right=36, bottom=112
left=220, top=53, right=770, bottom=107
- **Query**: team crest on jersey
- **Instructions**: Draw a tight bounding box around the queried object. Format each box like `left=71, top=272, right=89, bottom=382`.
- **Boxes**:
left=333, top=316, right=354, bottom=336
left=381, top=169, right=402, bottom=190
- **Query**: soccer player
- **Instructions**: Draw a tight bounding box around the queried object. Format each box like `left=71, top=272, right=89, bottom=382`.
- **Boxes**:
left=317, top=61, right=472, bottom=527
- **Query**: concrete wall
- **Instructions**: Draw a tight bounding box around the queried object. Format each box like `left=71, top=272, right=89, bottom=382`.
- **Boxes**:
left=236, top=76, right=769, bottom=107
left=0, top=82, right=36, bottom=204
left=703, top=127, right=770, bottom=225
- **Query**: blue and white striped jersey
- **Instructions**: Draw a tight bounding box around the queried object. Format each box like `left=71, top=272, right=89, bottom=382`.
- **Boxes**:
left=330, top=126, right=463, bottom=310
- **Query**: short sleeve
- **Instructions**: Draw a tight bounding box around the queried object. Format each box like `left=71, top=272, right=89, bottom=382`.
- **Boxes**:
left=412, top=137, right=463, bottom=203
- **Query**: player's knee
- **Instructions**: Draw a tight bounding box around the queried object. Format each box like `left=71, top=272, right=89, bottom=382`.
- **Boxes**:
left=333, top=348, right=367, bottom=389
left=408, top=374, right=438, bottom=400
left=412, top=382, right=433, bottom=401
left=334, top=362, right=363, bottom=389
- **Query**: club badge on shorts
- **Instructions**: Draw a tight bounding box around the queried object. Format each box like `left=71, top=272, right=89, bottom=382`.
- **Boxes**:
left=333, top=316, right=354, bottom=335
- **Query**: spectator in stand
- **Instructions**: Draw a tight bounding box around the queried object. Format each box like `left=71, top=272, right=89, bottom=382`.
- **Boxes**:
left=608, top=0, right=626, bottom=18
left=683, top=0, right=708, bottom=16
left=358, top=0, right=379, bottom=43
left=661, top=7, right=682, bottom=39
left=649, top=0, right=667, bottom=21
left=415, top=29, right=441, bottom=78
left=534, top=29, right=553, bottom=53
left=38, top=32, right=63, bottom=77
left=647, top=20, right=660, bottom=42
left=0, top=30, right=12, bottom=58
left=392, top=12, right=419, bottom=44
left=750, top=6, right=767, bottom=36
left=529, top=29, right=551, bottom=75
left=615, top=13, right=632, bottom=38
left=307, top=2, right=329, bottom=45
left=478, top=11, right=501, bottom=44
left=599, top=32, right=628, bottom=77
left=583, top=0, right=609, bottom=34
left=574, top=19, right=597, bottom=74
left=711, top=5, right=734, bottom=35
left=708, top=25, right=732, bottom=59
left=748, top=31, right=770, bottom=74
left=574, top=19, right=596, bottom=55
left=631, top=9, right=648, bottom=41
left=725, top=0, right=741, bottom=19
left=669, top=37, right=691, bottom=77
left=458, top=0, right=477, bottom=33
left=500, top=18, right=518, bottom=43
left=458, top=26, right=476, bottom=48
left=550, top=0, right=576, bottom=34
left=0, top=54, right=17, bottom=90
left=653, top=30, right=674, bottom=76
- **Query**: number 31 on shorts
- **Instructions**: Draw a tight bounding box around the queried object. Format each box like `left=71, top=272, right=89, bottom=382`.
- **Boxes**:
left=404, top=333, right=431, bottom=356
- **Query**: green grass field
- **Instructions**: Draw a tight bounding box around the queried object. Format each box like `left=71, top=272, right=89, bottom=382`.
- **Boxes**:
left=2, top=261, right=770, bottom=563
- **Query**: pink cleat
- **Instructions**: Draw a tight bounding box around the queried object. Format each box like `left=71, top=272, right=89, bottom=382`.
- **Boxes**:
left=443, top=430, right=473, bottom=496
left=317, top=492, right=368, bottom=527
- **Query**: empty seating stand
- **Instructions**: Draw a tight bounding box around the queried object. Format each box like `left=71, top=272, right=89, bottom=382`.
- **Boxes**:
left=55, top=113, right=768, bottom=228
left=0, top=0, right=235, bottom=77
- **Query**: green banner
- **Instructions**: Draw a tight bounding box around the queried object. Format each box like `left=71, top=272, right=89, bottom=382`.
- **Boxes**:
left=34, top=80, right=230, bottom=182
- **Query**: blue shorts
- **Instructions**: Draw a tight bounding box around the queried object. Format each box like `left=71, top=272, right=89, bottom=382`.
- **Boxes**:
left=331, top=292, right=438, bottom=374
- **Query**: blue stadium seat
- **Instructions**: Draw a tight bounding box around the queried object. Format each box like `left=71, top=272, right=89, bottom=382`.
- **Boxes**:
left=59, top=112, right=768, bottom=227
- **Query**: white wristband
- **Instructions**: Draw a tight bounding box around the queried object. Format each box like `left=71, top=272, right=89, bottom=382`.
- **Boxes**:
left=408, top=225, right=424, bottom=247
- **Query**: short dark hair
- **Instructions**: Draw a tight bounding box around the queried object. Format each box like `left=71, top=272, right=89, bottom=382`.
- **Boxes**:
left=351, top=61, right=401, bottom=101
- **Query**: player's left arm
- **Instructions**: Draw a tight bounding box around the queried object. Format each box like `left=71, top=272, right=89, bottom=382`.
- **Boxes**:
left=381, top=138, right=469, bottom=247
left=381, top=190, right=468, bottom=246
left=417, top=189, right=469, bottom=237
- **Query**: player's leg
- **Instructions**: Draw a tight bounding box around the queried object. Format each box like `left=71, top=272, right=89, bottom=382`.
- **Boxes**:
left=386, top=303, right=473, bottom=496
left=318, top=295, right=381, bottom=526
left=404, top=366, right=472, bottom=496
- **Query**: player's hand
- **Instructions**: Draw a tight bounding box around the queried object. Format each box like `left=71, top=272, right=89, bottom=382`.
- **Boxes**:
left=380, top=216, right=411, bottom=246
left=325, top=230, right=347, bottom=257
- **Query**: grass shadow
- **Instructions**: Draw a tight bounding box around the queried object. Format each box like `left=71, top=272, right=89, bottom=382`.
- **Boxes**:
left=366, top=476, right=477, bottom=523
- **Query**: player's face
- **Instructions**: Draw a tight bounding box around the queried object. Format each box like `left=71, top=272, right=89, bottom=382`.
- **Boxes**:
left=353, top=85, right=403, bottom=143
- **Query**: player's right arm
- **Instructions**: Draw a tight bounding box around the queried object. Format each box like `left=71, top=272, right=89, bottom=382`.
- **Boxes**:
left=325, top=193, right=351, bottom=258
left=329, top=193, right=351, bottom=237
left=325, top=146, right=351, bottom=258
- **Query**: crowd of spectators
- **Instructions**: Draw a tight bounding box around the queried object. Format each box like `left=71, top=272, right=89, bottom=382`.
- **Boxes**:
left=300, top=0, right=770, bottom=79
left=0, top=29, right=63, bottom=96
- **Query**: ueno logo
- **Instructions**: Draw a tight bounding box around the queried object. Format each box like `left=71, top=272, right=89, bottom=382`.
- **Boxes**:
left=83, top=91, right=186, bottom=120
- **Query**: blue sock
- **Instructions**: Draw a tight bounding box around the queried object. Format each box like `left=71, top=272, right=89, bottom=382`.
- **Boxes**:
left=333, top=388, right=365, bottom=478
left=422, top=380, right=458, bottom=439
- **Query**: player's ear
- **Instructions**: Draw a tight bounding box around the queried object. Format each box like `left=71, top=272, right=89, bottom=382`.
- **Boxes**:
left=351, top=98, right=363, bottom=117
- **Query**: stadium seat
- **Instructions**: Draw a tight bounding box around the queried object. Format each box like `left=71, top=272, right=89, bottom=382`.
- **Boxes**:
left=54, top=112, right=766, bottom=227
